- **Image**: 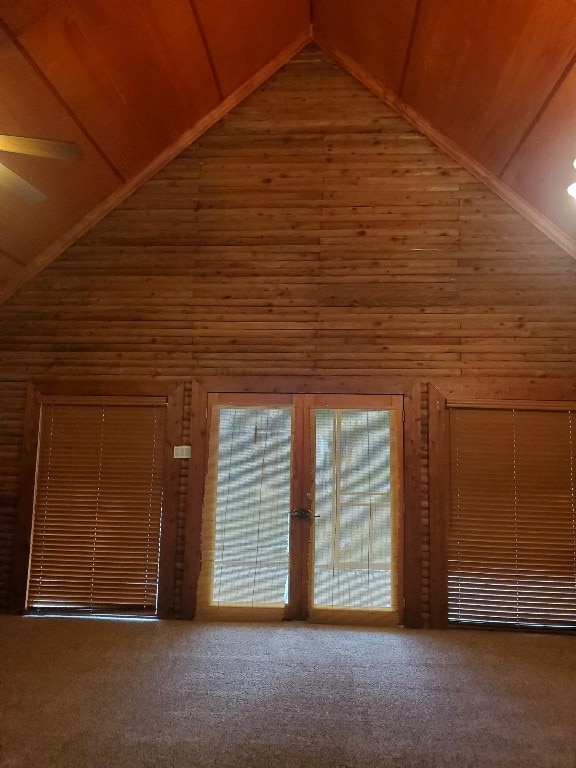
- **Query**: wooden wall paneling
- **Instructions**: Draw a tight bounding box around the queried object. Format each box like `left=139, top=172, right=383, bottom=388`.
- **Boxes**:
left=319, top=39, right=576, bottom=261
left=402, top=383, right=422, bottom=628
left=0, top=382, right=26, bottom=501
left=401, top=0, right=576, bottom=175
left=157, top=383, right=186, bottom=619
left=419, top=384, right=430, bottom=624
left=428, top=378, right=576, bottom=404
left=79, top=145, right=201, bottom=249
left=19, top=379, right=190, bottom=398
left=0, top=27, right=121, bottom=264
left=312, top=0, right=419, bottom=93
left=4, top=49, right=576, bottom=619
left=1, top=3, right=576, bottom=300
left=0, top=380, right=27, bottom=613
left=192, top=0, right=311, bottom=97
left=0, top=0, right=221, bottom=178
left=427, top=385, right=449, bottom=628
left=181, top=380, right=208, bottom=619
left=0, top=518, right=10, bottom=610
left=9, top=384, right=40, bottom=613
left=501, top=61, right=576, bottom=243
left=0, top=251, right=20, bottom=285
left=190, top=377, right=416, bottom=399
left=173, top=381, right=193, bottom=617
left=0, top=9, right=316, bottom=305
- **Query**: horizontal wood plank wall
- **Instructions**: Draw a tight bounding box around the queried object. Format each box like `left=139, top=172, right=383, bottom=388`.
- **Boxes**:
left=2, top=46, right=576, bottom=617
left=0, top=382, right=27, bottom=610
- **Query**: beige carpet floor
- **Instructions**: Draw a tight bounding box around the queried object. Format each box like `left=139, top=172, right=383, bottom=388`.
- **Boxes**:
left=0, top=617, right=574, bottom=768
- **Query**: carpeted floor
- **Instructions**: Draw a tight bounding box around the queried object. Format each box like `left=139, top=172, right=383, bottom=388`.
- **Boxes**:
left=0, top=617, right=574, bottom=768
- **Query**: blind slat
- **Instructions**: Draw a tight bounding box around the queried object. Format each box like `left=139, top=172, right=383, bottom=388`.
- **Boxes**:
left=26, top=401, right=166, bottom=614
left=448, top=408, right=576, bottom=630
left=196, top=406, right=292, bottom=619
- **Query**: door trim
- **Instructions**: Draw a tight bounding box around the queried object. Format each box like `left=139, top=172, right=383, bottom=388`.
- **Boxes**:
left=183, top=376, right=422, bottom=627
left=306, top=394, right=404, bottom=626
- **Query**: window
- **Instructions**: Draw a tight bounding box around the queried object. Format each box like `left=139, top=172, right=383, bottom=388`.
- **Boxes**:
left=26, top=397, right=167, bottom=616
left=448, top=406, right=576, bottom=630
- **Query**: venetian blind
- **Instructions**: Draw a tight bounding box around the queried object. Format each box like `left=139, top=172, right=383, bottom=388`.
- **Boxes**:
left=27, top=399, right=166, bottom=614
left=309, top=409, right=400, bottom=626
left=196, top=406, right=292, bottom=621
left=448, top=408, right=576, bottom=630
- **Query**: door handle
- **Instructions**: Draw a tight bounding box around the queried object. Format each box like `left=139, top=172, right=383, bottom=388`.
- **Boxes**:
left=290, top=508, right=313, bottom=520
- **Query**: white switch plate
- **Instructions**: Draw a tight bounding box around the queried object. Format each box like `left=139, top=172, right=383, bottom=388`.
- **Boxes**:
left=173, top=445, right=191, bottom=459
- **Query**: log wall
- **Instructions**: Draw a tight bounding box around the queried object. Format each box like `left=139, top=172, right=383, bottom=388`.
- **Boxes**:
left=2, top=47, right=576, bottom=618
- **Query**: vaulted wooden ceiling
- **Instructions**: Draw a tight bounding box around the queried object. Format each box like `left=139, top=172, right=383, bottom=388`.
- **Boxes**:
left=1, top=0, right=575, bottom=302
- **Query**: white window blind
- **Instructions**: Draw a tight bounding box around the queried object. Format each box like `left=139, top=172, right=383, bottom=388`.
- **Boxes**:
left=311, top=409, right=399, bottom=621
left=196, top=406, right=292, bottom=620
left=449, top=408, right=576, bottom=630
left=27, top=400, right=166, bottom=615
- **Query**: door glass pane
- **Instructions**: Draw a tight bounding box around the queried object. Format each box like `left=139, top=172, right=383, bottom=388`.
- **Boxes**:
left=313, top=409, right=394, bottom=610
left=210, top=407, right=292, bottom=607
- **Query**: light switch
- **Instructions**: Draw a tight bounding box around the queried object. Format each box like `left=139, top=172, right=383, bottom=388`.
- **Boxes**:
left=173, top=445, right=191, bottom=459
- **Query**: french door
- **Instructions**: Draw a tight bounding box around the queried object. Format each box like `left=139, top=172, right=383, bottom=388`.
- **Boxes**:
left=196, top=393, right=404, bottom=625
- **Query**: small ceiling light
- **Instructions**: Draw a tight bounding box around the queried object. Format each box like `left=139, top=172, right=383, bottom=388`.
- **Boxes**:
left=569, top=182, right=576, bottom=199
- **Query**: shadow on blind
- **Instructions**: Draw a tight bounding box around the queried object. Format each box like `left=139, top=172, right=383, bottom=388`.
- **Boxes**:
left=27, top=402, right=165, bottom=615
left=196, top=407, right=292, bottom=620
left=312, top=410, right=396, bottom=618
left=449, top=408, right=576, bottom=630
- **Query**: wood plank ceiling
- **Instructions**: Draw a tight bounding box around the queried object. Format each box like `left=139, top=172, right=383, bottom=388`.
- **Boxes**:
left=0, top=0, right=575, bottom=302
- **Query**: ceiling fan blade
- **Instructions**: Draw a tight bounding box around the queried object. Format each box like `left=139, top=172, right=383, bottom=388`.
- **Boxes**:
left=0, top=135, right=81, bottom=160
left=0, top=162, right=46, bottom=203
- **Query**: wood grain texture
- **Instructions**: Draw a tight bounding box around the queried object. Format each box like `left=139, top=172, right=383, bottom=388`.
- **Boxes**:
left=0, top=0, right=221, bottom=178
left=312, top=0, right=418, bottom=93
left=157, top=383, right=186, bottom=619
left=401, top=384, right=422, bottom=627
left=0, top=252, right=21, bottom=283
left=315, top=38, right=576, bottom=262
left=0, top=27, right=121, bottom=267
left=2, top=47, right=576, bottom=620
left=419, top=384, right=429, bottom=624
left=427, top=385, right=449, bottom=628
left=285, top=394, right=313, bottom=621
left=181, top=380, right=208, bottom=619
left=1, top=1, right=576, bottom=301
left=8, top=384, right=39, bottom=613
left=193, top=0, right=310, bottom=96
left=401, top=0, right=576, bottom=175
left=502, top=61, right=576, bottom=243
left=0, top=22, right=309, bottom=305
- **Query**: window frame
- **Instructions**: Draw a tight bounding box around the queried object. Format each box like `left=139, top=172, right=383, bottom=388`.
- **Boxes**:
left=428, top=382, right=576, bottom=632
left=11, top=378, right=185, bottom=618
